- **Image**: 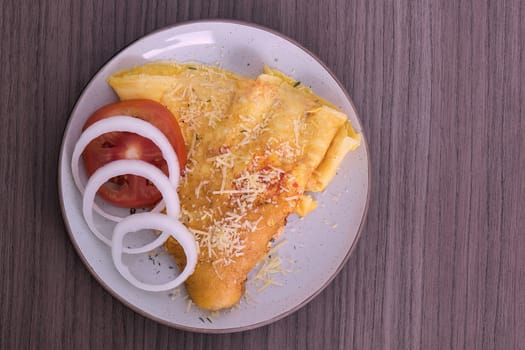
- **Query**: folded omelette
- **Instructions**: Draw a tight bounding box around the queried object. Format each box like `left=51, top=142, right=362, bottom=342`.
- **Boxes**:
left=108, top=62, right=361, bottom=310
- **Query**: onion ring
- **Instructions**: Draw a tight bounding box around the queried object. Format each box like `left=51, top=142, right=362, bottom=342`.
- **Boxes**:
left=72, top=116, right=180, bottom=222
left=83, top=159, right=180, bottom=254
left=112, top=212, right=198, bottom=292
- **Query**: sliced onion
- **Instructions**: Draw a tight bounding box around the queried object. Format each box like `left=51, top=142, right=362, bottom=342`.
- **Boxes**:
left=83, top=159, right=180, bottom=254
left=72, top=116, right=180, bottom=222
left=112, top=212, right=198, bottom=292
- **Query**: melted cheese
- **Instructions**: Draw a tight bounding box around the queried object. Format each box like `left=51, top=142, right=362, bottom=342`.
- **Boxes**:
left=108, top=61, right=361, bottom=310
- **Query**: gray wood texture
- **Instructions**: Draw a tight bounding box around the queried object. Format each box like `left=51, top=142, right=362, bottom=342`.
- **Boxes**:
left=1, top=0, right=523, bottom=349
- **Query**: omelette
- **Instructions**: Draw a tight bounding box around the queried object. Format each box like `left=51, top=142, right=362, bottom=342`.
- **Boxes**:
left=108, top=62, right=361, bottom=310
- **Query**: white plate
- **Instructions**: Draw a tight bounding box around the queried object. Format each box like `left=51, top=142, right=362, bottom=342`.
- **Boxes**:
left=58, top=20, right=370, bottom=333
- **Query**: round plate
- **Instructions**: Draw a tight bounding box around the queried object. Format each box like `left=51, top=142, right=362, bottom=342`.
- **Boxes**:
left=58, top=20, right=370, bottom=333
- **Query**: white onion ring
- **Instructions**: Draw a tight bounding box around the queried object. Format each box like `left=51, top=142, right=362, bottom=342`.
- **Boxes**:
left=72, top=116, right=180, bottom=222
left=112, top=212, right=197, bottom=292
left=83, top=159, right=180, bottom=254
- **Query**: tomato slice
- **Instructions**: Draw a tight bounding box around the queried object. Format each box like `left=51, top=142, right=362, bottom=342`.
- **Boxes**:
left=82, top=99, right=187, bottom=208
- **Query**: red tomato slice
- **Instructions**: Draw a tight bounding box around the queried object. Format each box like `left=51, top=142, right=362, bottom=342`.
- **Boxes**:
left=82, top=99, right=187, bottom=208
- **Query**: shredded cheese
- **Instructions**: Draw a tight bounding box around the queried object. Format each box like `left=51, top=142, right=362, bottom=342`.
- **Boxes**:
left=250, top=239, right=289, bottom=293
left=194, top=180, right=209, bottom=199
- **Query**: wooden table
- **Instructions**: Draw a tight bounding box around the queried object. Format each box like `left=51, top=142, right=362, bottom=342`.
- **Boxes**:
left=1, top=0, right=523, bottom=348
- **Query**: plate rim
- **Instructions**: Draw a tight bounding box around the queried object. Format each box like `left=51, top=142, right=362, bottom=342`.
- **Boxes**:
left=58, top=18, right=371, bottom=334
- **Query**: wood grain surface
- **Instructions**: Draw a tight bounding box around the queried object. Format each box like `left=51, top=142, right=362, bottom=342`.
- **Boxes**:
left=1, top=0, right=524, bottom=349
